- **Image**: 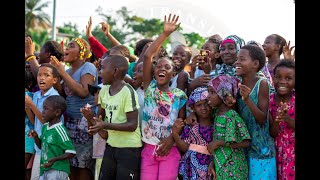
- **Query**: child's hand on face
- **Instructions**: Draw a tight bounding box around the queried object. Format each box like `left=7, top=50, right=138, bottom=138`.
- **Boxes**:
left=100, top=22, right=110, bottom=36
left=163, top=14, right=181, bottom=35
left=86, top=16, right=93, bottom=37
left=50, top=56, right=65, bottom=73
left=208, top=161, right=217, bottom=180
left=190, top=55, right=200, bottom=73
left=239, top=83, right=251, bottom=102
left=42, top=158, right=55, bottom=168
left=172, top=118, right=185, bottom=135
left=28, top=130, right=38, bottom=138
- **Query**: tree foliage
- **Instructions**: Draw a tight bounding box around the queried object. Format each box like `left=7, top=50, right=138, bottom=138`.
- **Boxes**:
left=25, top=0, right=51, bottom=31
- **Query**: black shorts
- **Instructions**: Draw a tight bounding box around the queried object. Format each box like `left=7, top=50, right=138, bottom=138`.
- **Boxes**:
left=99, top=144, right=142, bottom=180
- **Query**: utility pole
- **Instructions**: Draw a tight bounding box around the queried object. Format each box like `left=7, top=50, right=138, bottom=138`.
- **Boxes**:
left=52, top=0, right=56, bottom=41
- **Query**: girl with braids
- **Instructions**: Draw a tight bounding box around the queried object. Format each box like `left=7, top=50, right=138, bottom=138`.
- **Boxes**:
left=262, top=34, right=287, bottom=83
left=50, top=38, right=98, bottom=180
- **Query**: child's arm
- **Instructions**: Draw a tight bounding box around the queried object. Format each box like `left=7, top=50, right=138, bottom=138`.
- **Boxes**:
left=172, top=118, right=189, bottom=153
left=89, top=110, right=139, bottom=133
left=239, top=80, right=269, bottom=126
left=53, top=77, right=67, bottom=98
left=229, top=139, right=250, bottom=149
left=25, top=107, right=35, bottom=125
left=29, top=130, right=41, bottom=149
left=176, top=71, right=189, bottom=92
left=86, top=16, right=108, bottom=58
left=50, top=56, right=95, bottom=98
left=187, top=74, right=211, bottom=96
left=42, top=153, right=76, bottom=168
left=25, top=37, right=40, bottom=79
left=208, top=161, right=217, bottom=180
left=178, top=104, right=187, bottom=120
left=25, top=95, right=45, bottom=124
left=269, top=112, right=280, bottom=138
left=143, top=14, right=181, bottom=89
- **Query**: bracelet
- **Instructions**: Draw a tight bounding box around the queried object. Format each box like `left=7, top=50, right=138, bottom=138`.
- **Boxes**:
left=26, top=55, right=36, bottom=62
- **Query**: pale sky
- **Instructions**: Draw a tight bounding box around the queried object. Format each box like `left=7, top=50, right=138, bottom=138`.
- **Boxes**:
left=43, top=0, right=295, bottom=45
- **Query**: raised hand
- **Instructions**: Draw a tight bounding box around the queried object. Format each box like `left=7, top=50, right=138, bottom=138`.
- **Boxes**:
left=28, top=130, right=38, bottom=138
left=163, top=14, right=181, bottom=35
left=100, top=22, right=110, bottom=36
left=50, top=56, right=65, bottom=73
left=25, top=37, right=35, bottom=56
left=283, top=41, right=295, bottom=61
left=25, top=95, right=33, bottom=108
left=86, top=16, right=93, bottom=37
left=239, top=83, right=251, bottom=102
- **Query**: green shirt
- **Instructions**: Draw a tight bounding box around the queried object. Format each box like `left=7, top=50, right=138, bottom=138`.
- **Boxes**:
left=40, top=122, right=76, bottom=175
left=98, top=83, right=142, bottom=148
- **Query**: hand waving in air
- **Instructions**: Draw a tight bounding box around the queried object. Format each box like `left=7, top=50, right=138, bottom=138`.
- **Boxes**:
left=283, top=40, right=295, bottom=61
left=100, top=22, right=110, bottom=36
left=86, top=16, right=93, bottom=38
left=163, top=14, right=181, bottom=35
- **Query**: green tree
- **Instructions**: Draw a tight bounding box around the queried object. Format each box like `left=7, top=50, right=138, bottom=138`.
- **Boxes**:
left=183, top=32, right=206, bottom=49
left=27, top=30, right=50, bottom=51
left=25, top=0, right=51, bottom=31
left=58, top=22, right=81, bottom=38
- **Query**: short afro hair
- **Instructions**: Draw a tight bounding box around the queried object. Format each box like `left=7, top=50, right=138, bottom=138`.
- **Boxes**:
left=273, top=59, right=295, bottom=75
left=241, top=45, right=266, bottom=72
left=44, top=95, right=67, bottom=115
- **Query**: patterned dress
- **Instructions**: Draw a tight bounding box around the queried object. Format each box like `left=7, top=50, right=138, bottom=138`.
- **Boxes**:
left=237, top=78, right=277, bottom=180
left=179, top=122, right=214, bottom=180
left=213, top=109, right=251, bottom=180
left=269, top=91, right=295, bottom=180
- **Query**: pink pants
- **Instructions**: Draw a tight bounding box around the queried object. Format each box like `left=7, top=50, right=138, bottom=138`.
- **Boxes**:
left=140, top=143, right=181, bottom=180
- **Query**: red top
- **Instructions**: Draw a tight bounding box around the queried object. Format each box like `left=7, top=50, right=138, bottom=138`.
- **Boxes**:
left=88, top=36, right=108, bottom=58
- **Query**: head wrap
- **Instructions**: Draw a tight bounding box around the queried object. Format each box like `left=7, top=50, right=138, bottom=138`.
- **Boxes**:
left=208, top=75, right=240, bottom=104
left=220, top=35, right=245, bottom=54
left=73, top=38, right=92, bottom=59
left=188, top=86, right=209, bottom=107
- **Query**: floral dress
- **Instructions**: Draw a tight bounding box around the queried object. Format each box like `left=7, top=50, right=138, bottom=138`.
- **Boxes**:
left=213, top=109, right=251, bottom=180
left=179, top=122, right=214, bottom=180
left=269, top=91, right=295, bottom=180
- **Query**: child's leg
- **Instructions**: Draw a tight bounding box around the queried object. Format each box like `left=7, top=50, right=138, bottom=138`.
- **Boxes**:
left=30, top=153, right=41, bottom=180
left=140, top=144, right=159, bottom=180
left=94, top=158, right=103, bottom=180
left=98, top=144, right=117, bottom=180
left=157, top=146, right=181, bottom=180
left=43, top=169, right=69, bottom=180
left=114, top=147, right=142, bottom=180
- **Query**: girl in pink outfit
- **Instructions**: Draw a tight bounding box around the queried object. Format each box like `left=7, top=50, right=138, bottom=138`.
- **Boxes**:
left=269, top=59, right=295, bottom=180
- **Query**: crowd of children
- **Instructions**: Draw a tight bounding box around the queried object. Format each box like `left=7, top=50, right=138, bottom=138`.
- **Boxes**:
left=25, top=13, right=295, bottom=180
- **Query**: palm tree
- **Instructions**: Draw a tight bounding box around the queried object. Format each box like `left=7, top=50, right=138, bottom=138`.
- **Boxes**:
left=25, top=0, right=51, bottom=31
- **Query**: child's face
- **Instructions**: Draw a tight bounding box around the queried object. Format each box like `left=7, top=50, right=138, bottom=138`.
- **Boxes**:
left=219, top=42, right=237, bottom=65
left=274, top=67, right=295, bottom=95
left=154, top=58, right=175, bottom=86
left=101, top=59, right=113, bottom=85
left=133, top=62, right=143, bottom=88
left=262, top=35, right=278, bottom=57
left=172, top=46, right=189, bottom=72
left=37, top=67, right=57, bottom=91
left=201, top=41, right=219, bottom=60
left=42, top=101, right=56, bottom=122
left=64, top=40, right=81, bottom=63
left=207, top=86, right=223, bottom=108
left=192, top=99, right=212, bottom=119
left=235, top=49, right=258, bottom=76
